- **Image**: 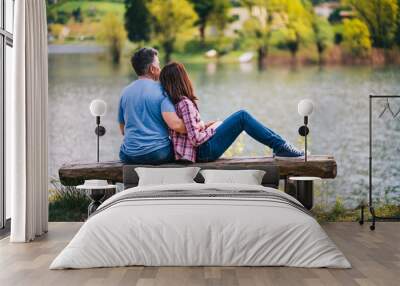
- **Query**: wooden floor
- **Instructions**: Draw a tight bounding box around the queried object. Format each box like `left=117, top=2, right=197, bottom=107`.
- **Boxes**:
left=0, top=222, right=399, bottom=286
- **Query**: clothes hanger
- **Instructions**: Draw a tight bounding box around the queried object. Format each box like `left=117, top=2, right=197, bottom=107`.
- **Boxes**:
left=378, top=98, right=400, bottom=119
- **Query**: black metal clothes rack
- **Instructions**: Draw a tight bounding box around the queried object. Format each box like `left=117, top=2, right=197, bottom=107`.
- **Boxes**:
left=359, top=95, right=400, bottom=230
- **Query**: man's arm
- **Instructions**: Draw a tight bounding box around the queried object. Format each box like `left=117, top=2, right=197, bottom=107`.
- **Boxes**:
left=162, top=112, right=187, bottom=134
left=119, top=123, right=125, bottom=136
left=118, top=94, right=125, bottom=136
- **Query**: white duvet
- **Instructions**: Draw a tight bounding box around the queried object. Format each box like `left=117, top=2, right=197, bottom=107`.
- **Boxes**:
left=50, top=183, right=351, bottom=269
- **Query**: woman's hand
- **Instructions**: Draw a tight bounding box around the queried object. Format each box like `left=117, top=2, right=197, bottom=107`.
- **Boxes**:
left=208, top=121, right=222, bottom=130
left=205, top=120, right=217, bottom=128
left=197, top=121, right=206, bottom=130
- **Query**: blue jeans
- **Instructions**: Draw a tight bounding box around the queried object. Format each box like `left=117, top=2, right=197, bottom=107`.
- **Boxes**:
left=197, top=110, right=286, bottom=162
left=119, top=144, right=174, bottom=164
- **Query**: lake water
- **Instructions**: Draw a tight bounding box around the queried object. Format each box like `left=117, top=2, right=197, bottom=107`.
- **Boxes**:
left=48, top=52, right=400, bottom=208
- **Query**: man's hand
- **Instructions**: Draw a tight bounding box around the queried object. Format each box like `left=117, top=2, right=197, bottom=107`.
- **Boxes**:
left=162, top=112, right=187, bottom=134
left=119, top=123, right=125, bottom=136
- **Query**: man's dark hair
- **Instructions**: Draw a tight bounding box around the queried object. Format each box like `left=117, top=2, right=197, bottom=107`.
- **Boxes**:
left=130, top=48, right=158, bottom=76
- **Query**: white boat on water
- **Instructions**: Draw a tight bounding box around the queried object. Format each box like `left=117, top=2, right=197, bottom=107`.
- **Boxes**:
left=205, top=49, right=218, bottom=58
left=239, top=52, right=254, bottom=63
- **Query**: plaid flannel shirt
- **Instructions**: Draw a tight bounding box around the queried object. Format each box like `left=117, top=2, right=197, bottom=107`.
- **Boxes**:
left=170, top=97, right=215, bottom=162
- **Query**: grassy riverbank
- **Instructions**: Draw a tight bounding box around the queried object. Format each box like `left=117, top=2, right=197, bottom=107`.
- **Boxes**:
left=49, top=41, right=400, bottom=68
left=48, top=190, right=400, bottom=223
left=48, top=0, right=124, bottom=22
left=48, top=180, right=400, bottom=223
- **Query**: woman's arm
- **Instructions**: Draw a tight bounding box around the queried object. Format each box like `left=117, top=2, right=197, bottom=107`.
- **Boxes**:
left=178, top=99, right=215, bottom=147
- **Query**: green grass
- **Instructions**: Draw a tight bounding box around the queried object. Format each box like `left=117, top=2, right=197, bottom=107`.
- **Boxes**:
left=171, top=50, right=245, bottom=64
left=50, top=1, right=125, bottom=20
left=312, top=201, right=400, bottom=223
left=48, top=179, right=90, bottom=222
left=47, top=178, right=400, bottom=223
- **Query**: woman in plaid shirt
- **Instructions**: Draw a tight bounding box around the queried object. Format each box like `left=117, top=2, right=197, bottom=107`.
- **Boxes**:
left=160, top=62, right=304, bottom=163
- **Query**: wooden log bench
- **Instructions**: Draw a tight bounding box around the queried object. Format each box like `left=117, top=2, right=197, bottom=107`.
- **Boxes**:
left=58, top=155, right=336, bottom=186
left=59, top=155, right=336, bottom=186
left=58, top=155, right=337, bottom=210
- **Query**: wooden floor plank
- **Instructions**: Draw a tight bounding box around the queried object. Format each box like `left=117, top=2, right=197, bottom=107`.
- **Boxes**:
left=0, top=222, right=399, bottom=286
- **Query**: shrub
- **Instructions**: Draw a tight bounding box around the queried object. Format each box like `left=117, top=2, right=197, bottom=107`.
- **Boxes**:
left=375, top=204, right=400, bottom=218
left=49, top=24, right=65, bottom=40
left=183, top=36, right=235, bottom=56
left=56, top=10, right=70, bottom=25
left=184, top=39, right=216, bottom=53
left=49, top=179, right=89, bottom=222
left=342, top=19, right=372, bottom=57
left=312, top=197, right=354, bottom=222
left=333, top=24, right=344, bottom=45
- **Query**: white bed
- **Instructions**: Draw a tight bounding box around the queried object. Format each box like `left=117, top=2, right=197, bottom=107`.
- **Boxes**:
left=50, top=183, right=351, bottom=269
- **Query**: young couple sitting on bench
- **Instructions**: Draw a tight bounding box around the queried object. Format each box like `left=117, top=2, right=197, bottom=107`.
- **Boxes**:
left=118, top=48, right=304, bottom=165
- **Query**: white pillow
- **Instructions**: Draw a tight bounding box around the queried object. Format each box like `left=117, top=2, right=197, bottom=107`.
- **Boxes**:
left=135, top=167, right=200, bottom=186
left=200, top=169, right=266, bottom=185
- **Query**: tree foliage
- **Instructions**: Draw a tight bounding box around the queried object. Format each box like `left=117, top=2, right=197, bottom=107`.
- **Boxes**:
left=148, top=0, right=198, bottom=62
left=346, top=0, right=398, bottom=48
left=190, top=0, right=215, bottom=41
left=209, top=0, right=233, bottom=36
left=190, top=0, right=232, bottom=41
left=396, top=0, right=400, bottom=45
left=342, top=18, right=372, bottom=57
left=72, top=7, right=82, bottom=23
left=241, top=1, right=278, bottom=67
left=97, top=12, right=127, bottom=63
left=312, top=17, right=334, bottom=63
left=278, top=0, right=313, bottom=60
left=124, top=0, right=151, bottom=43
left=242, top=0, right=313, bottom=66
left=49, top=0, right=400, bottom=63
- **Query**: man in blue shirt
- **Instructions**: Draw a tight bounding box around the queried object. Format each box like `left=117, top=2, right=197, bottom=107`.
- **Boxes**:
left=118, top=48, right=185, bottom=164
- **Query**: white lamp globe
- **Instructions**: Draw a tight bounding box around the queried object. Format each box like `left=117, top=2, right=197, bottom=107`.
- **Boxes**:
left=90, top=99, right=107, bottom=117
left=298, top=99, right=314, bottom=117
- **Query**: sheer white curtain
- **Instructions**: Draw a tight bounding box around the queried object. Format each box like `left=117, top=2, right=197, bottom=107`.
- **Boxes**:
left=8, top=0, right=48, bottom=242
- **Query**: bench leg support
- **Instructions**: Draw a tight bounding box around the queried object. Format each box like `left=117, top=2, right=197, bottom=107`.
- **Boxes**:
left=284, top=179, right=314, bottom=210
left=86, top=189, right=106, bottom=216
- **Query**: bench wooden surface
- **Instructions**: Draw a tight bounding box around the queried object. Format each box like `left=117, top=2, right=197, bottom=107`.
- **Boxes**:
left=58, top=155, right=337, bottom=186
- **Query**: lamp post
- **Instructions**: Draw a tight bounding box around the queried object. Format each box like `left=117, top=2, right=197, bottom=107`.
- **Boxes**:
left=89, top=99, right=107, bottom=162
left=298, top=99, right=314, bottom=162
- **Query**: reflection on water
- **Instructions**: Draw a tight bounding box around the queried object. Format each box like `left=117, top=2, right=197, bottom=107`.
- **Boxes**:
left=48, top=53, right=400, bottom=207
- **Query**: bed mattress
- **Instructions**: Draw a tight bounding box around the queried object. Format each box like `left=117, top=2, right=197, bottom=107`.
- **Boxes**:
left=50, top=183, right=350, bottom=269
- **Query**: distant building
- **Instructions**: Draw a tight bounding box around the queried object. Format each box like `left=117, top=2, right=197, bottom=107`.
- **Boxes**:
left=209, top=6, right=267, bottom=37
left=225, top=7, right=251, bottom=37
left=314, top=2, right=341, bottom=18
left=339, top=10, right=355, bottom=19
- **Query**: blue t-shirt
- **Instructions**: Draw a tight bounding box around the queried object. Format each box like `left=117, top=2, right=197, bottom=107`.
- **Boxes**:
left=118, top=79, right=175, bottom=156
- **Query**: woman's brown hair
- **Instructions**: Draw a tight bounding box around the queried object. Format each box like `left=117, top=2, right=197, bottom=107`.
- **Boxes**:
left=160, top=62, right=198, bottom=106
